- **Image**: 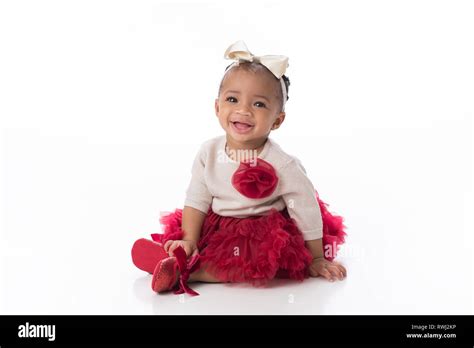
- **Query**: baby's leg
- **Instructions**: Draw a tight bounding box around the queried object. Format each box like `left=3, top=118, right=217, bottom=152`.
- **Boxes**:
left=189, top=267, right=222, bottom=283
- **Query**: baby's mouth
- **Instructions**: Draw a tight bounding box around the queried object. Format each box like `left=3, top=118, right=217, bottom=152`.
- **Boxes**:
left=231, top=121, right=254, bottom=131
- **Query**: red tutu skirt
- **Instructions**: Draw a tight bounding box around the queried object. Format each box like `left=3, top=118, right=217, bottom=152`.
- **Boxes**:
left=155, top=193, right=346, bottom=287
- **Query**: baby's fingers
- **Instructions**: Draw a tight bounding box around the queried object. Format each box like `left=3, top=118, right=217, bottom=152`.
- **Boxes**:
left=168, top=242, right=181, bottom=257
left=338, top=264, right=347, bottom=278
left=327, top=265, right=344, bottom=281
left=163, top=240, right=173, bottom=253
left=164, top=240, right=181, bottom=256
left=317, top=267, right=333, bottom=281
left=331, top=262, right=347, bottom=279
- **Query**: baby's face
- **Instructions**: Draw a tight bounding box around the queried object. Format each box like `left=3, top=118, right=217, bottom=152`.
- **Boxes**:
left=215, top=68, right=285, bottom=147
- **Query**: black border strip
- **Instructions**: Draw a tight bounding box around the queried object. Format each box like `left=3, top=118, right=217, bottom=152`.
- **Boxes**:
left=0, top=315, right=472, bottom=346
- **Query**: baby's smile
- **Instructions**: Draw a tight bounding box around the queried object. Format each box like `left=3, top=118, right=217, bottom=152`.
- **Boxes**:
left=230, top=120, right=254, bottom=134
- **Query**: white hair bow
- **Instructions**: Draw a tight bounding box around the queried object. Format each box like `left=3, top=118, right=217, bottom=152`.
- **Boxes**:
left=224, top=40, right=289, bottom=79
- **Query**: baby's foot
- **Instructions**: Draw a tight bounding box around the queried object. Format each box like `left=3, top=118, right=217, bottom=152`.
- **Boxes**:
left=151, top=257, right=180, bottom=293
left=131, top=238, right=168, bottom=274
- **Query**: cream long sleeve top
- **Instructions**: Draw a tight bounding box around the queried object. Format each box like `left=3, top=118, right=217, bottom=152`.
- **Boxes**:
left=184, top=135, right=323, bottom=241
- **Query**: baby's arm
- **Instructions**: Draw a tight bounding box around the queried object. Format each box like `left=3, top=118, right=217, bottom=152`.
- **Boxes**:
left=280, top=158, right=346, bottom=281
left=182, top=206, right=206, bottom=242
left=164, top=206, right=206, bottom=257
left=164, top=144, right=212, bottom=257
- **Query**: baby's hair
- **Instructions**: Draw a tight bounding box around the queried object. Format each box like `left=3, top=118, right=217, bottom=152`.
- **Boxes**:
left=218, top=61, right=290, bottom=112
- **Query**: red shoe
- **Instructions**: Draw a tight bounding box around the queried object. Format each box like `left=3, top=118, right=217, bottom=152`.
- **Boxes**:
left=151, top=257, right=180, bottom=293
left=131, top=238, right=168, bottom=274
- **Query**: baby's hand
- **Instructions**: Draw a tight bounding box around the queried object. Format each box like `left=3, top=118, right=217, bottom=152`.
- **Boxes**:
left=163, top=239, right=198, bottom=258
left=309, top=257, right=347, bottom=282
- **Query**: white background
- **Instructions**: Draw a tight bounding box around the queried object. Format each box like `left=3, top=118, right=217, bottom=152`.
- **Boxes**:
left=0, top=0, right=472, bottom=314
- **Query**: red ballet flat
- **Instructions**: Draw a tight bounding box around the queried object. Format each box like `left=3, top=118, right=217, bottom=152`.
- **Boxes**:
left=151, top=246, right=201, bottom=295
left=151, top=257, right=179, bottom=293
left=131, top=238, right=168, bottom=274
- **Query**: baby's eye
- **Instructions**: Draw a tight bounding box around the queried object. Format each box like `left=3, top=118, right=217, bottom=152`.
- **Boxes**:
left=226, top=96, right=237, bottom=103
left=254, top=101, right=266, bottom=108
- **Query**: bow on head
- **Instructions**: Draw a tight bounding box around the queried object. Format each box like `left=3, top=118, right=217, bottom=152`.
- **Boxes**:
left=224, top=40, right=289, bottom=79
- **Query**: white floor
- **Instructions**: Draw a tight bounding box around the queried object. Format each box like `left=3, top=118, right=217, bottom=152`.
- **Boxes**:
left=1, top=128, right=472, bottom=315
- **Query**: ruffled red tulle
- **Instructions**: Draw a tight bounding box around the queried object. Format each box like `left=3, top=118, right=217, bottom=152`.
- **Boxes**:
left=157, top=192, right=346, bottom=286
left=316, top=192, right=347, bottom=261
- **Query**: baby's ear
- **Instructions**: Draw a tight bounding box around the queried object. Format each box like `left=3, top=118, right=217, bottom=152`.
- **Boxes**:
left=214, top=99, right=219, bottom=115
left=272, top=112, right=286, bottom=130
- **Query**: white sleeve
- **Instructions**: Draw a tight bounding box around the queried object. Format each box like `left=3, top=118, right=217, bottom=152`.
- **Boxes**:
left=183, top=146, right=213, bottom=214
left=280, top=159, right=323, bottom=241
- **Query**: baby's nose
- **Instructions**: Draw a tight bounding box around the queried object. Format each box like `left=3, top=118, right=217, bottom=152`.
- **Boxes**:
left=236, top=107, right=251, bottom=115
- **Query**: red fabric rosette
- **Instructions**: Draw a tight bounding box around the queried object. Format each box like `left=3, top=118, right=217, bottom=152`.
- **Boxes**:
left=231, top=158, right=279, bottom=199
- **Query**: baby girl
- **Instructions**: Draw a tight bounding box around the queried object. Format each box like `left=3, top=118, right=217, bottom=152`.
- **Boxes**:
left=131, top=41, right=347, bottom=296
